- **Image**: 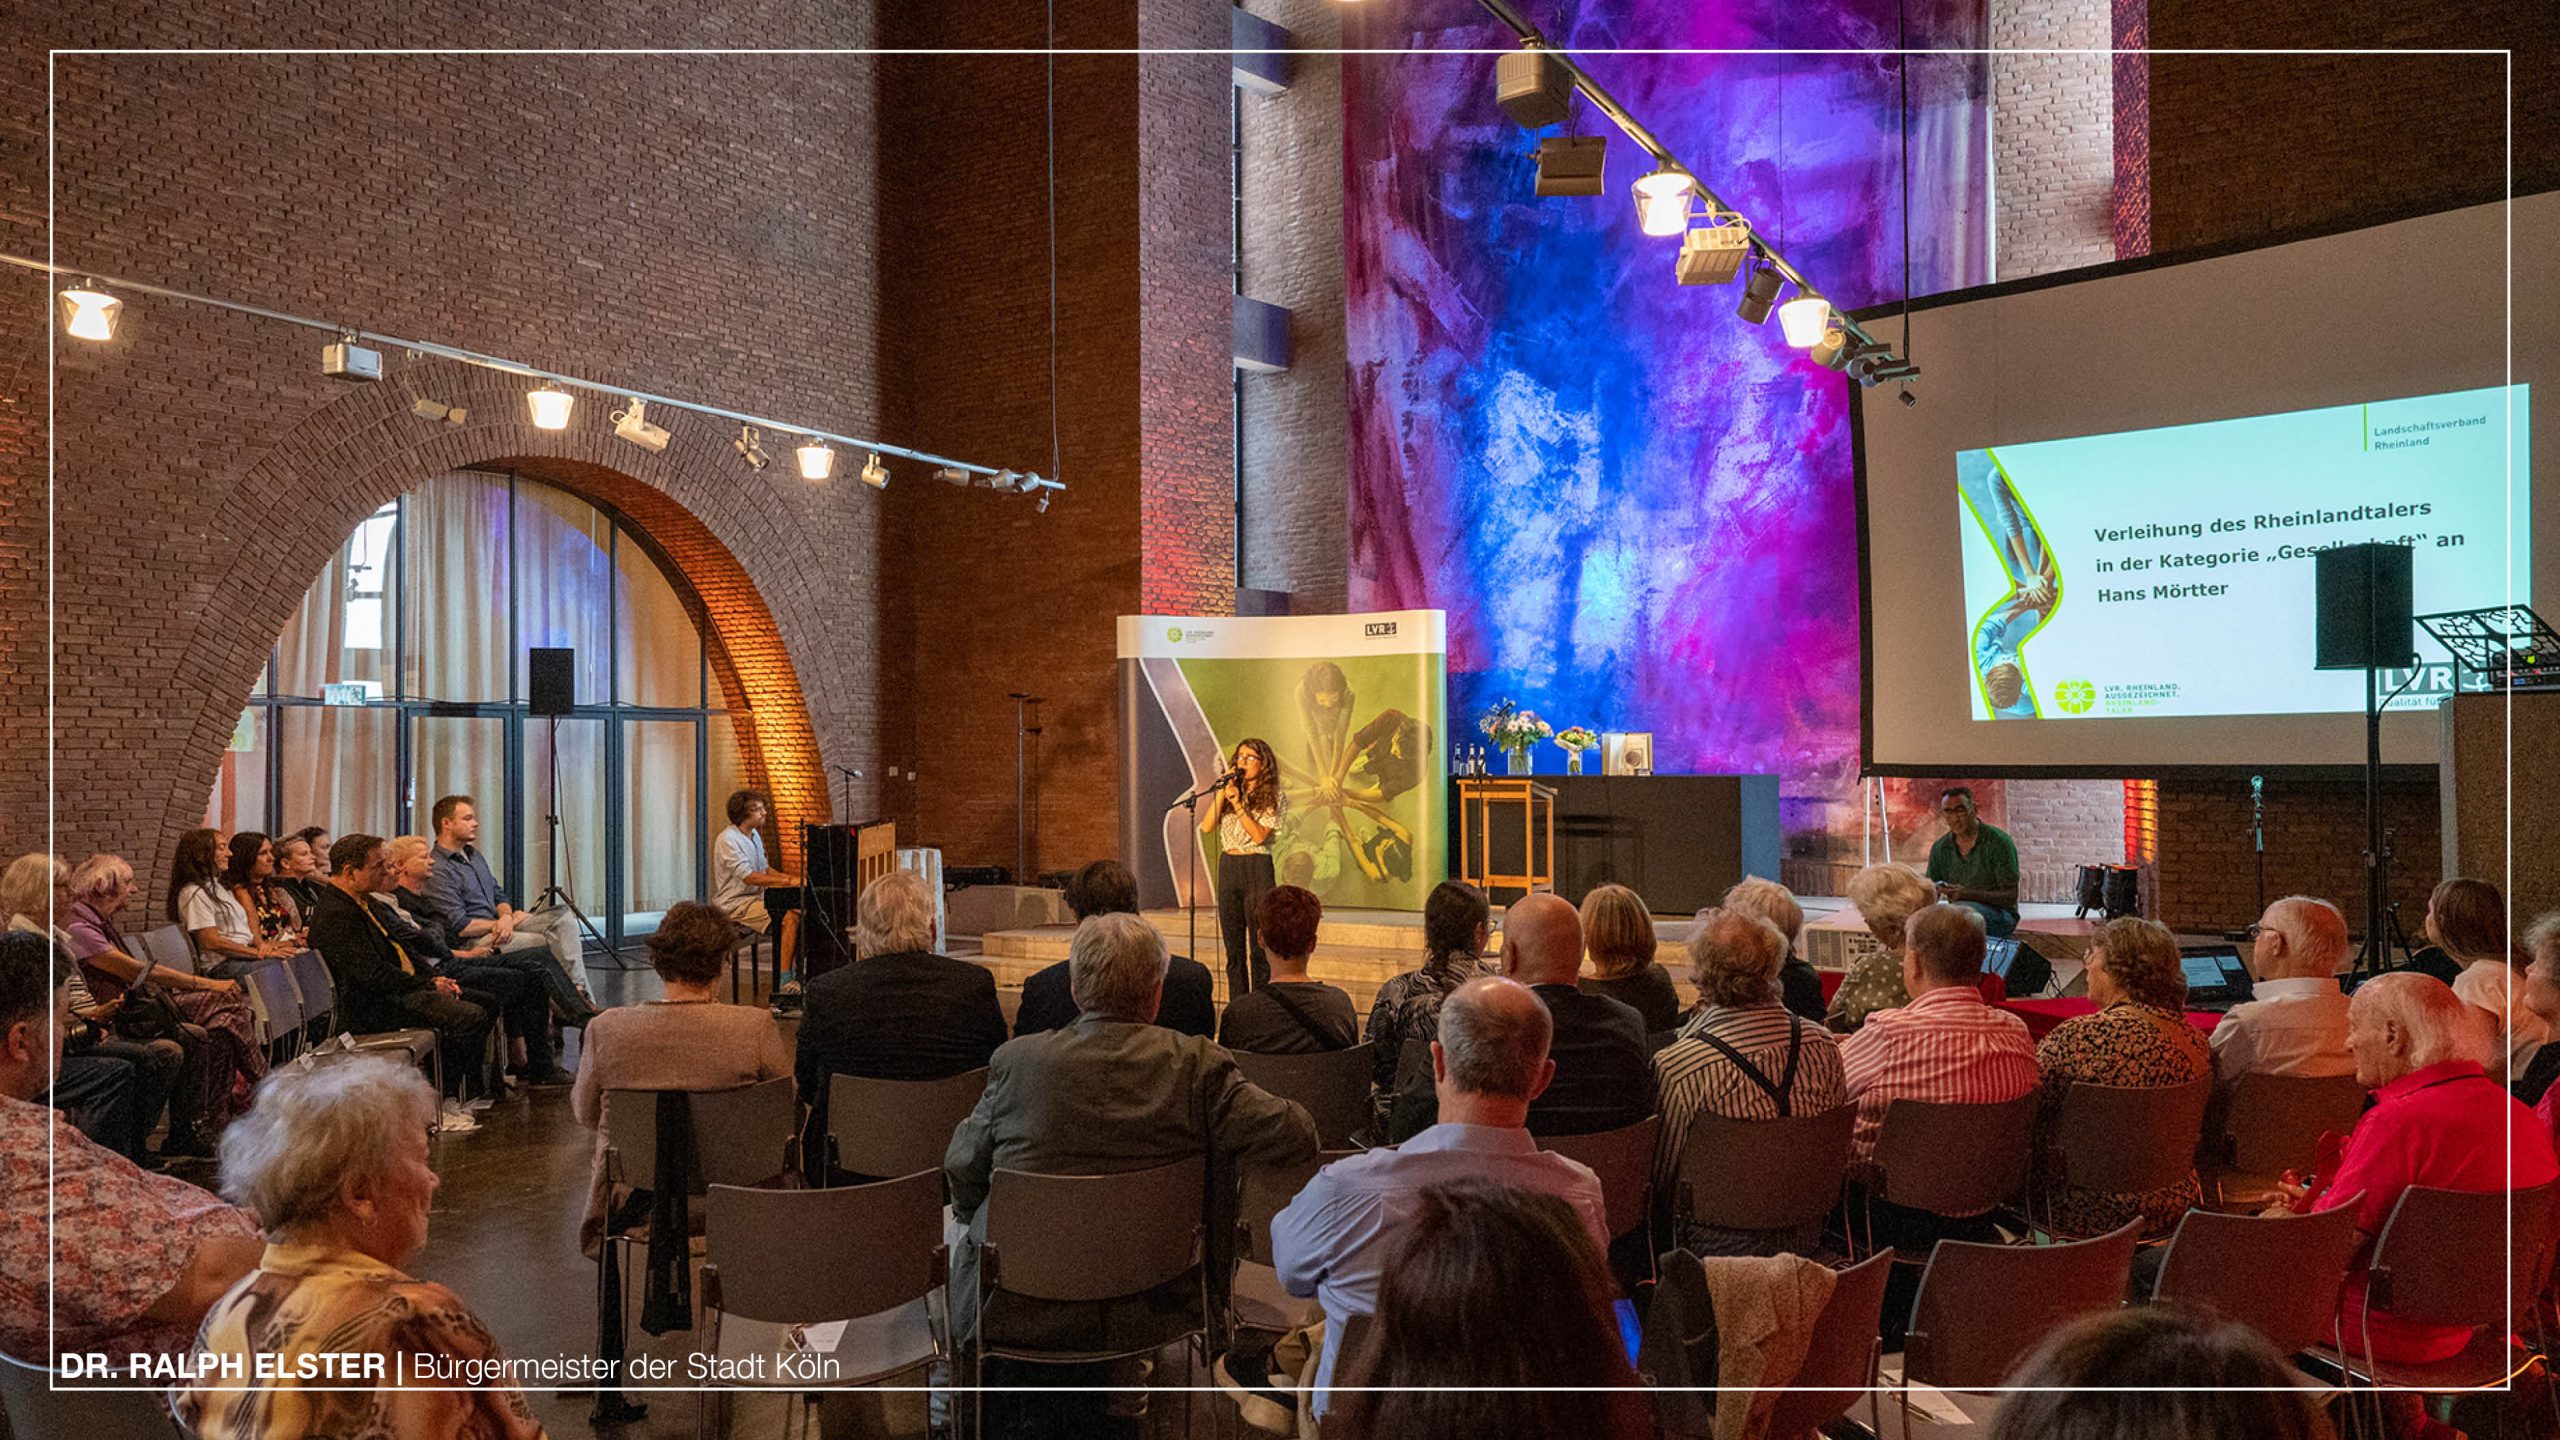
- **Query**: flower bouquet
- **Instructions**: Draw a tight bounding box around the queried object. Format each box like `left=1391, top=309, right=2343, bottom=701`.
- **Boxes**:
left=1478, top=700, right=1554, bottom=774
left=1554, top=725, right=1599, bottom=774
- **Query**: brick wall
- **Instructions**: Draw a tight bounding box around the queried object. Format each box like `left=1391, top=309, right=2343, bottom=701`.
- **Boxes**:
left=1990, top=0, right=2116, bottom=278
left=2154, top=773, right=2440, bottom=939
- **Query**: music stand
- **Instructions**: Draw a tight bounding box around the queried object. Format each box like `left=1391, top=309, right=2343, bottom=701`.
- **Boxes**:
left=2416, top=605, right=2560, bottom=690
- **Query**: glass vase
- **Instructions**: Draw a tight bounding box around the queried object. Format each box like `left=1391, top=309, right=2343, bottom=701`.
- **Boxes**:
left=1566, top=749, right=1584, bottom=775
left=1504, top=746, right=1532, bottom=775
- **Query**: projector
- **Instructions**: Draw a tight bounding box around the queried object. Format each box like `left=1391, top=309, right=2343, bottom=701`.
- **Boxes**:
left=612, top=400, right=671, bottom=453
left=1533, top=134, right=1607, bottom=197
left=1495, top=49, right=1576, bottom=130
left=322, top=340, right=384, bottom=383
left=1674, top=223, right=1751, bottom=286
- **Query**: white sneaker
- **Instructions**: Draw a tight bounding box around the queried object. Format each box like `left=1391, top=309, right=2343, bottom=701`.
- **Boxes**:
left=435, top=1099, right=481, bottom=1134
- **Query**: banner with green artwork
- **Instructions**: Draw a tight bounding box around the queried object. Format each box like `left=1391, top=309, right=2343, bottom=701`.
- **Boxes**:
left=1116, top=611, right=1447, bottom=913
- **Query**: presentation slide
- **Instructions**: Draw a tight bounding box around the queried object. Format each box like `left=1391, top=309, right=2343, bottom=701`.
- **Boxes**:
left=1957, top=385, right=2531, bottom=722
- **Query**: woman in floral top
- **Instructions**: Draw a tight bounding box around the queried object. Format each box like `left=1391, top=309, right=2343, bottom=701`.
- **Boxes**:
left=2032, top=916, right=2211, bottom=1237
left=1364, top=880, right=1492, bottom=1140
left=1826, top=864, right=1937, bottom=1033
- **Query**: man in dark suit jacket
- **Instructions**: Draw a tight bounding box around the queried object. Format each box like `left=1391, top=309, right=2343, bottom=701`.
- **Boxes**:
left=796, top=870, right=1008, bottom=1099
left=1502, top=893, right=1658, bottom=1137
left=1012, top=859, right=1215, bottom=1038
left=305, top=835, right=491, bottom=1099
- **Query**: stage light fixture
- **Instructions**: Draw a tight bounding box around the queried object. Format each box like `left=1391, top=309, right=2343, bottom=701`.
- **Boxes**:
left=1811, top=326, right=1853, bottom=370
left=526, top=384, right=574, bottom=430
left=321, top=333, right=383, bottom=382
left=58, top=281, right=120, bottom=341
left=1632, top=168, right=1694, bottom=238
left=859, top=452, right=889, bottom=489
left=936, top=465, right=970, bottom=486
left=1735, top=261, right=1783, bottom=324
left=611, top=398, right=671, bottom=452
left=411, top=396, right=468, bottom=425
left=1777, top=293, right=1832, bottom=348
left=1494, top=47, right=1576, bottom=129
left=1532, top=134, right=1607, bottom=197
left=1035, top=494, right=1051, bottom=513
left=735, top=424, right=769, bottom=470
left=796, top=437, right=834, bottom=481
left=1674, top=221, right=1751, bottom=286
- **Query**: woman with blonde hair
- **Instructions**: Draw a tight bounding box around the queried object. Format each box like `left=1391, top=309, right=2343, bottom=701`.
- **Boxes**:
left=1826, top=863, right=1937, bottom=1032
left=1577, top=883, right=1679, bottom=1031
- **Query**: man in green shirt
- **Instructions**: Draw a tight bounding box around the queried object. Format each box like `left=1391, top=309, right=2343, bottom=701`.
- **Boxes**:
left=1926, top=787, right=2020, bottom=938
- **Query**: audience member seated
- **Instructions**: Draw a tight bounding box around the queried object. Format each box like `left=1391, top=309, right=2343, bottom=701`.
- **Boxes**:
left=2521, top=912, right=2560, bottom=1113
left=1267, top=975, right=1607, bottom=1422
left=1367, top=879, right=1491, bottom=1142
left=0, top=931, right=261, bottom=1366
left=224, top=831, right=304, bottom=947
left=2282, top=972, right=2558, bottom=1366
left=1319, top=1181, right=1649, bottom=1440
left=944, top=913, right=1315, bottom=1407
left=1013, top=859, right=1217, bottom=1038
left=1502, top=892, right=1656, bottom=1138
left=1575, top=883, right=1680, bottom=1033
left=570, top=900, right=789, bottom=1255
left=64, top=851, right=266, bottom=1141
left=2216, top=894, right=2354, bottom=1090
left=712, top=787, right=805, bottom=982
left=418, top=793, right=599, bottom=1021
left=380, top=836, right=568, bottom=1087
left=1982, top=1305, right=2335, bottom=1440
left=1218, top=884, right=1357, bottom=1053
left=2426, top=876, right=2547, bottom=1084
left=1925, top=784, right=2022, bottom=939
left=797, top=868, right=1006, bottom=1103
left=169, top=827, right=297, bottom=976
left=305, top=835, right=493, bottom=1105
left=1826, top=862, right=1936, bottom=1032
left=1723, top=876, right=1826, bottom=1024
left=2032, top=916, right=2210, bottom=1237
left=271, top=832, right=326, bottom=920
left=10, top=852, right=200, bottom=1162
left=1652, top=908, right=1846, bottom=1255
left=173, top=1055, right=545, bottom=1439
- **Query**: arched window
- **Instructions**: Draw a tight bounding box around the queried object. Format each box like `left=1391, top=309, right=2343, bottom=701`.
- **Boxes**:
left=207, top=469, right=749, bottom=947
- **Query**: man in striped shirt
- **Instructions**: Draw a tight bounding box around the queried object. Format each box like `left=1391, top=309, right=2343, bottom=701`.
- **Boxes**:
left=1840, top=902, right=2038, bottom=1184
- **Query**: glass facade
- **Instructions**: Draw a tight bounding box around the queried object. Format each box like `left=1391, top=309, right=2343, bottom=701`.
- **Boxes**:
left=208, top=470, right=745, bottom=946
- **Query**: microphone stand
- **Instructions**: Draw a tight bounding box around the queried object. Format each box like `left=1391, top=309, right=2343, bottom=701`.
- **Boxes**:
left=1167, top=771, right=1233, bottom=996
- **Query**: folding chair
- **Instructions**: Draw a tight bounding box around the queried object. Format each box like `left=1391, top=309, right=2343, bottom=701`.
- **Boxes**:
left=1857, top=1091, right=2038, bottom=1258
left=292, top=953, right=441, bottom=1094
left=1678, top=1103, right=1855, bottom=1241
left=825, top=1068, right=990, bottom=1184
left=1901, top=1218, right=2141, bottom=1416
left=2042, top=1077, right=2214, bottom=1239
left=1541, top=1114, right=1664, bottom=1249
left=238, top=961, right=304, bottom=1060
left=2209, top=1072, right=2368, bottom=1208
left=2306, top=1179, right=2560, bottom=1395
left=135, top=925, right=196, bottom=976
left=1232, top=1044, right=1374, bottom=1149
left=1764, top=1249, right=1897, bottom=1440
left=1232, top=1149, right=1356, bottom=1337
left=2150, top=1204, right=2363, bottom=1355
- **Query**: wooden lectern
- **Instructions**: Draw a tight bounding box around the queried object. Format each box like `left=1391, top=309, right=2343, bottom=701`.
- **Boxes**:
left=1456, top=776, right=1556, bottom=903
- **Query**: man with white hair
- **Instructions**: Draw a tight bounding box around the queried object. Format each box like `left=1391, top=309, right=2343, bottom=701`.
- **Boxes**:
left=796, top=869, right=1006, bottom=1137
left=2213, top=895, right=2354, bottom=1087
left=2291, top=972, right=2557, bottom=1364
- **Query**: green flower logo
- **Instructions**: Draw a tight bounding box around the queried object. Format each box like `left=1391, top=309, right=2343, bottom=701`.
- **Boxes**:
left=1166, top=626, right=1183, bottom=643
left=2054, top=679, right=2097, bottom=715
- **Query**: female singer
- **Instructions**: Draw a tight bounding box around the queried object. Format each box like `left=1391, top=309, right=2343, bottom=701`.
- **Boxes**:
left=1201, top=737, right=1284, bottom=999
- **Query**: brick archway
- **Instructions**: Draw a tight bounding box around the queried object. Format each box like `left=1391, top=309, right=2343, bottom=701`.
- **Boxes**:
left=166, top=359, right=843, bottom=872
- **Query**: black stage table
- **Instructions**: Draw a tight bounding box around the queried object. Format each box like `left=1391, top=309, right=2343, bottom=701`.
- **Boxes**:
left=1450, top=773, right=1780, bottom=913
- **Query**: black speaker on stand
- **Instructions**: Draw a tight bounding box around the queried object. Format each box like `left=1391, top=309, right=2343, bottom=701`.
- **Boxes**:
left=2313, top=543, right=2416, bottom=978
left=527, top=647, right=626, bottom=970
left=800, top=823, right=861, bottom=981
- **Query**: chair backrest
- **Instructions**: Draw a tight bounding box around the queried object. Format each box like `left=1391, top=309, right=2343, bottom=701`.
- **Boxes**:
left=136, top=925, right=195, bottom=976
left=239, top=961, right=301, bottom=1048
left=0, top=1353, right=186, bottom=1439
left=706, top=1169, right=945, bottom=1324
left=1239, top=1150, right=1359, bottom=1265
left=985, top=1154, right=1207, bottom=1303
left=2055, top=1077, right=2214, bottom=1200
left=2368, top=1178, right=2560, bottom=1329
left=1761, top=1250, right=1895, bottom=1439
left=1904, top=1219, right=2142, bottom=1391
left=1678, top=1104, right=1855, bottom=1233
left=1873, top=1091, right=2039, bottom=1216
left=1539, top=1114, right=1663, bottom=1242
left=2225, top=1072, right=2368, bottom=1176
left=606, top=1077, right=799, bottom=1193
left=288, top=950, right=336, bottom=1025
left=827, top=1068, right=990, bottom=1179
left=1232, top=1044, right=1375, bottom=1149
left=2151, top=1205, right=2364, bottom=1354
left=1392, top=1036, right=1433, bottom=1090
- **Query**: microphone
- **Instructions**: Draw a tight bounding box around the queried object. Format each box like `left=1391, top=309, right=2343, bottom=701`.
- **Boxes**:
left=833, top=765, right=864, bottom=779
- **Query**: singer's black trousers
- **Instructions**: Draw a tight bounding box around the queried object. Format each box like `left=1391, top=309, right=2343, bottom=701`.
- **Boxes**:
left=1215, top=850, right=1275, bottom=998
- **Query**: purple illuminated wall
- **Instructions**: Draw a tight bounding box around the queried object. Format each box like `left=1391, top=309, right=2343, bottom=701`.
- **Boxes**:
left=1344, top=0, right=1990, bottom=859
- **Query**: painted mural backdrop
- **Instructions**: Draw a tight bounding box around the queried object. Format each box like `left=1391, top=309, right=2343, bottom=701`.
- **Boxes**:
left=1344, top=0, right=1991, bottom=868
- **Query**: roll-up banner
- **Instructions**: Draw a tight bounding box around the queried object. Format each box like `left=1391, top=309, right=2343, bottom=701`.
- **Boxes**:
left=1117, top=611, right=1447, bottom=913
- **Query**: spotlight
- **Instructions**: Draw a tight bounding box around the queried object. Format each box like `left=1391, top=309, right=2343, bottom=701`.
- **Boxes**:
left=526, top=384, right=575, bottom=430
left=796, top=437, right=834, bottom=481
left=735, top=425, right=769, bottom=470
left=1735, top=260, right=1784, bottom=324
left=611, top=398, right=671, bottom=452
left=1777, top=293, right=1833, bottom=348
left=935, top=465, right=970, bottom=486
left=1899, top=388, right=1919, bottom=408
left=859, top=452, right=889, bottom=489
left=1531, top=134, right=1607, bottom=197
left=1494, top=47, right=1576, bottom=129
left=990, top=470, right=1023, bottom=492
left=411, top=396, right=468, bottom=426
left=1811, top=326, right=1853, bottom=370
left=321, top=333, right=383, bottom=382
left=57, top=280, right=120, bottom=341
left=1035, top=494, right=1052, bottom=514
left=1632, top=168, right=1695, bottom=238
left=1674, top=221, right=1750, bottom=286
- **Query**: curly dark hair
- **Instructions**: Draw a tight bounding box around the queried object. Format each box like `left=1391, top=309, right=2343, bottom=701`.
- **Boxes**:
left=2091, top=916, right=2187, bottom=1011
left=1231, top=737, right=1283, bottom=821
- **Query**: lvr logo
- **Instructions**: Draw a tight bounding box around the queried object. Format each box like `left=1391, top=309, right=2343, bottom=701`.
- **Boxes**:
left=1364, top=622, right=1398, bottom=637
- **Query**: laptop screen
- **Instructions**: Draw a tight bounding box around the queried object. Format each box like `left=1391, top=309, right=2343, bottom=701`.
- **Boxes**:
left=1982, top=936, right=2021, bottom=980
left=2179, top=952, right=2229, bottom=990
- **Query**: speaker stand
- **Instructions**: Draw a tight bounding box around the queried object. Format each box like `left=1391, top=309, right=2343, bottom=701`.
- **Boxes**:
left=2350, top=665, right=2392, bottom=979
left=536, top=711, right=632, bottom=972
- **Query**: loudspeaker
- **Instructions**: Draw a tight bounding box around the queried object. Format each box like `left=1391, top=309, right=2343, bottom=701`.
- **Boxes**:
left=800, top=823, right=860, bottom=979
left=528, top=647, right=576, bottom=715
left=2314, top=543, right=2416, bottom=671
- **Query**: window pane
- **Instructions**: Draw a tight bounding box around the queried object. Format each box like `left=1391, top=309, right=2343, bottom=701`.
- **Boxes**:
left=706, top=713, right=750, bottom=869
left=623, top=719, right=700, bottom=927
left=204, top=708, right=267, bottom=833
left=410, top=716, right=507, bottom=860
left=402, top=473, right=511, bottom=702
left=514, top=482, right=612, bottom=707
left=275, top=706, right=396, bottom=841
left=615, top=525, right=702, bottom=708
left=523, top=717, right=606, bottom=917
left=273, top=502, right=397, bottom=698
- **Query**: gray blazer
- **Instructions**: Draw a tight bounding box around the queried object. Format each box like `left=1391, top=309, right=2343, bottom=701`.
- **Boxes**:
left=945, top=1015, right=1318, bottom=1348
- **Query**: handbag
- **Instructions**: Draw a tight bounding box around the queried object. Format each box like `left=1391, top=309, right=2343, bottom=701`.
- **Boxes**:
left=111, top=980, right=189, bottom=1042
